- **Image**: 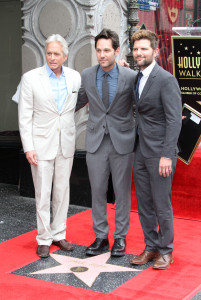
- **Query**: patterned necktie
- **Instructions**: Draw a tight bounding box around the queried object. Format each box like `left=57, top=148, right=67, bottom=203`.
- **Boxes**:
left=102, top=73, right=109, bottom=109
left=136, top=72, right=143, bottom=102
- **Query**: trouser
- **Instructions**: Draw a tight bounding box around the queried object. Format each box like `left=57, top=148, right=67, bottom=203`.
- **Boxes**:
left=86, top=134, right=134, bottom=239
left=31, top=144, right=73, bottom=245
left=133, top=141, right=176, bottom=254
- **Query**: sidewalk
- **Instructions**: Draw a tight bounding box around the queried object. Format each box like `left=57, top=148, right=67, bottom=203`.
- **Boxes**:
left=0, top=183, right=88, bottom=243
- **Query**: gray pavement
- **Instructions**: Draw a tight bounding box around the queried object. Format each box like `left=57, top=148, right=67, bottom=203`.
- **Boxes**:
left=0, top=183, right=88, bottom=243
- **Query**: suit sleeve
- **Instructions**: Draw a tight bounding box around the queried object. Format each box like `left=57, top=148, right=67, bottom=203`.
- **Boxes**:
left=76, top=70, right=89, bottom=111
left=18, top=74, right=35, bottom=153
left=161, top=76, right=182, bottom=158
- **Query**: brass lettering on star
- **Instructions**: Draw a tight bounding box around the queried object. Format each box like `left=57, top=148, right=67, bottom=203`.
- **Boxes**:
left=70, top=266, right=89, bottom=273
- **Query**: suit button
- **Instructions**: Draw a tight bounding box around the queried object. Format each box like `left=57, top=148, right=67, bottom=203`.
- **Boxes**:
left=103, top=125, right=105, bottom=129
left=106, top=112, right=108, bottom=115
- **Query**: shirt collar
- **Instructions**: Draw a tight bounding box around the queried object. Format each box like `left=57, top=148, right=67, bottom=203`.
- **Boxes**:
left=46, top=64, right=65, bottom=78
left=141, top=60, right=156, bottom=78
left=98, top=63, right=118, bottom=78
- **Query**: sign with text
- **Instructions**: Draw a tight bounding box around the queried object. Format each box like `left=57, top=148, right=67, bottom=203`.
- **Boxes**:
left=172, top=36, right=201, bottom=111
left=137, top=0, right=160, bottom=11
left=178, top=104, right=201, bottom=164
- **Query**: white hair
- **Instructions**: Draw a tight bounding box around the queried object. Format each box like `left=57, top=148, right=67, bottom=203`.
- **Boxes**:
left=45, top=34, right=68, bottom=56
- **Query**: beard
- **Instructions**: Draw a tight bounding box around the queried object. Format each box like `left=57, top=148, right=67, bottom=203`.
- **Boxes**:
left=134, top=57, right=154, bottom=68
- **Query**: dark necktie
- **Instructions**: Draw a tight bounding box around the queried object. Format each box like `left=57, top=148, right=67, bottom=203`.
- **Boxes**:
left=136, top=72, right=143, bottom=102
left=102, top=73, right=109, bottom=109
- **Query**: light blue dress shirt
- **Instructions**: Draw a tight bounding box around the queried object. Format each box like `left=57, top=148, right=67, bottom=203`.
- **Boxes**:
left=96, top=63, right=119, bottom=106
left=46, top=64, right=68, bottom=113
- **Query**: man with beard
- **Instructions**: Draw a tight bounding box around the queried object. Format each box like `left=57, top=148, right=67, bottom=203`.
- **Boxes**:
left=130, top=30, right=182, bottom=269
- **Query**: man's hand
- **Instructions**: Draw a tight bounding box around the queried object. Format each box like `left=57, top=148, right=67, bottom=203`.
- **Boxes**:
left=26, top=150, right=38, bottom=166
left=117, top=59, right=130, bottom=68
left=159, top=157, right=172, bottom=177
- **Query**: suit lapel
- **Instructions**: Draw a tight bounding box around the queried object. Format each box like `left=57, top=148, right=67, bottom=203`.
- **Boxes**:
left=139, top=64, right=158, bottom=104
left=39, top=66, right=58, bottom=111
left=40, top=66, right=75, bottom=113
left=91, top=65, right=106, bottom=108
left=63, top=67, right=73, bottom=95
left=108, top=65, right=126, bottom=111
left=90, top=64, right=126, bottom=111
left=96, top=65, right=104, bottom=101
left=60, top=67, right=74, bottom=112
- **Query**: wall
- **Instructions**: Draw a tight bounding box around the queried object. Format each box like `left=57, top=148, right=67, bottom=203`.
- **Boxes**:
left=0, top=0, right=22, bottom=132
left=21, top=0, right=129, bottom=149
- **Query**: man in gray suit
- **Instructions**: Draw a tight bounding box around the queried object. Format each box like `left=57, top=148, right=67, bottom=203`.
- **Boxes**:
left=76, top=29, right=136, bottom=256
left=130, top=30, right=182, bottom=269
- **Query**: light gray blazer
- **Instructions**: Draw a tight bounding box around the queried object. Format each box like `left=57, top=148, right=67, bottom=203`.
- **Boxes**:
left=76, top=64, right=137, bottom=154
left=134, top=63, right=182, bottom=159
left=18, top=65, right=81, bottom=160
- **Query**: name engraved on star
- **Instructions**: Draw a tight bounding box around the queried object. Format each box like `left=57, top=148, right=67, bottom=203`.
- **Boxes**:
left=70, top=266, right=88, bottom=273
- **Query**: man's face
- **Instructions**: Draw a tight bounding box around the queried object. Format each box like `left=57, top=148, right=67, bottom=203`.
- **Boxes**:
left=46, top=41, right=67, bottom=75
left=133, top=39, right=158, bottom=70
left=96, top=38, right=120, bottom=72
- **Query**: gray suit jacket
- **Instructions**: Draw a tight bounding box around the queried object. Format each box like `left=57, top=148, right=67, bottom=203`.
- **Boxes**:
left=134, top=63, right=182, bottom=159
left=76, top=64, right=137, bottom=154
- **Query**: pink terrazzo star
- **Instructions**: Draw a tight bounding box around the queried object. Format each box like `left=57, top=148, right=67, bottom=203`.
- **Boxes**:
left=31, top=252, right=140, bottom=287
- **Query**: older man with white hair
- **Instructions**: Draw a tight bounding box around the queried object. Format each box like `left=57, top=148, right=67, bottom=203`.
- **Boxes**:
left=18, top=34, right=81, bottom=258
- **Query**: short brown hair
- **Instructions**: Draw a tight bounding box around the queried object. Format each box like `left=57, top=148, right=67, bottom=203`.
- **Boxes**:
left=131, top=30, right=159, bottom=50
left=95, top=28, right=120, bottom=51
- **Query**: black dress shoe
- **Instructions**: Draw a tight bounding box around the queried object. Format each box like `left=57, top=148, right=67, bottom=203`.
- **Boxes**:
left=111, top=238, right=126, bottom=257
left=86, top=238, right=109, bottom=256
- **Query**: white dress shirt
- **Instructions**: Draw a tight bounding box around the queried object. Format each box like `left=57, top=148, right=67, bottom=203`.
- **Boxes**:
left=139, top=61, right=156, bottom=98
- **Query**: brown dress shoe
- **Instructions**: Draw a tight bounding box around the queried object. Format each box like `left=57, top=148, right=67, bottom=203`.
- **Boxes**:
left=130, top=250, right=159, bottom=265
left=53, top=239, right=74, bottom=251
left=37, top=245, right=50, bottom=258
left=153, top=254, right=173, bottom=270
